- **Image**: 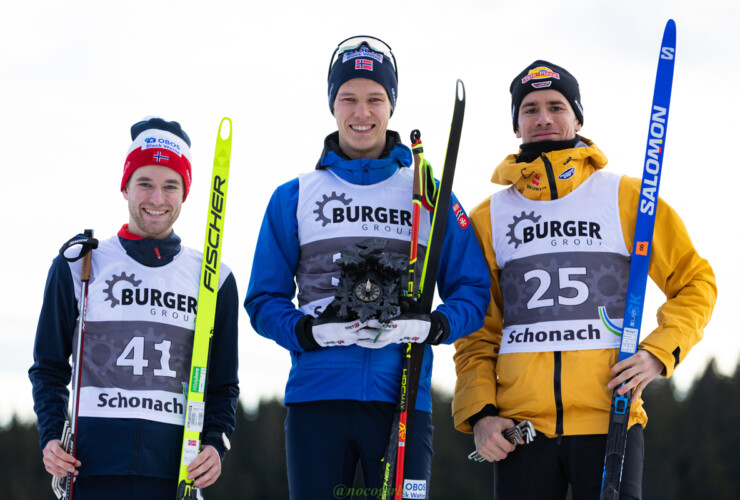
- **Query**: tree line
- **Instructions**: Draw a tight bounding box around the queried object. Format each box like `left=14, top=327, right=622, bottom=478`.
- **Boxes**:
left=3, top=358, right=737, bottom=499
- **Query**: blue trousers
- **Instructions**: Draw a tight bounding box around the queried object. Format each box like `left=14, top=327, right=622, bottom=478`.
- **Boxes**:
left=285, top=400, right=434, bottom=500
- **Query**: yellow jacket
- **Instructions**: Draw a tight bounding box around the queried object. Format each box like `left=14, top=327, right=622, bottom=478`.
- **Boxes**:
left=453, top=137, right=716, bottom=437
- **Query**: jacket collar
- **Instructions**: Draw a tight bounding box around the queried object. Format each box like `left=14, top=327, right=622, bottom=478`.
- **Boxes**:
left=315, top=130, right=412, bottom=185
left=516, top=137, right=582, bottom=164
left=117, top=224, right=181, bottom=267
left=491, top=136, right=608, bottom=200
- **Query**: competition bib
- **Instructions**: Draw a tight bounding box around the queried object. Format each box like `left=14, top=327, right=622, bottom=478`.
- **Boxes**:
left=492, top=172, right=631, bottom=354
left=68, top=236, right=228, bottom=425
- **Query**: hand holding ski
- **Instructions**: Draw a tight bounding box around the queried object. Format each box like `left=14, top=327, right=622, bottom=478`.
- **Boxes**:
left=607, top=349, right=665, bottom=403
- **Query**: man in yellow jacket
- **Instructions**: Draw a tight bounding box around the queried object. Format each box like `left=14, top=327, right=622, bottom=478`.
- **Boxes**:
left=452, top=60, right=716, bottom=499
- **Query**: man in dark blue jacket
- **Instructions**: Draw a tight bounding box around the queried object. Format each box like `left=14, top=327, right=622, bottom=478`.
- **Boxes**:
left=29, top=117, right=239, bottom=499
left=245, top=36, right=490, bottom=499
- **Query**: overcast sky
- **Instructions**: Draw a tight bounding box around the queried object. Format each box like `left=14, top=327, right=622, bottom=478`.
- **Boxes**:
left=1, top=0, right=737, bottom=424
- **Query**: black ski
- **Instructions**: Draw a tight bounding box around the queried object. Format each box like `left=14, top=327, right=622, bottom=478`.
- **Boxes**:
left=379, top=79, right=466, bottom=500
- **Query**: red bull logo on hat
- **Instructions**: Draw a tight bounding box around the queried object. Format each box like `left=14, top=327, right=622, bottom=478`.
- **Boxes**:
left=521, top=66, right=561, bottom=84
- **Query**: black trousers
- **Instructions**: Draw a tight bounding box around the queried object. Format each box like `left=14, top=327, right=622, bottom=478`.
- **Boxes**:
left=70, top=475, right=191, bottom=499
left=494, top=425, right=643, bottom=500
left=286, top=400, right=434, bottom=500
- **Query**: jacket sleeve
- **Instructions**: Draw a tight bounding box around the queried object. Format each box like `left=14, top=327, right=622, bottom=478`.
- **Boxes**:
left=451, top=196, right=503, bottom=433
left=433, top=192, right=490, bottom=343
left=202, top=271, right=240, bottom=459
left=244, top=179, right=307, bottom=352
left=28, top=255, right=77, bottom=450
left=618, top=177, right=716, bottom=377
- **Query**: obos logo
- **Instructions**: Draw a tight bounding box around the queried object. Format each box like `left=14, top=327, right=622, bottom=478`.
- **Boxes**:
left=342, top=47, right=384, bottom=64
left=102, top=272, right=197, bottom=322
left=142, top=137, right=182, bottom=154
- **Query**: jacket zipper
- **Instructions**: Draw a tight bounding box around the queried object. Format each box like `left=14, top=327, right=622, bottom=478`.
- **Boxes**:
left=543, top=153, right=564, bottom=436
left=541, top=154, right=559, bottom=200
left=554, top=351, right=564, bottom=436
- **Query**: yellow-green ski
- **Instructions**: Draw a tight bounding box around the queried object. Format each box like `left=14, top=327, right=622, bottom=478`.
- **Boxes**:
left=177, top=118, right=232, bottom=500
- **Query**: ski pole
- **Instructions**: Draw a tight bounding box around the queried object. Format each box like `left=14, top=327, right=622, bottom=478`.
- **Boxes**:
left=379, top=128, right=425, bottom=500
left=54, top=230, right=97, bottom=500
left=406, top=129, right=424, bottom=299
left=393, top=130, right=425, bottom=499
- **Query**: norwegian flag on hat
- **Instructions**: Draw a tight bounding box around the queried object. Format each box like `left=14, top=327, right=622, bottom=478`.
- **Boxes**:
left=355, top=59, right=373, bottom=71
left=152, top=151, right=170, bottom=163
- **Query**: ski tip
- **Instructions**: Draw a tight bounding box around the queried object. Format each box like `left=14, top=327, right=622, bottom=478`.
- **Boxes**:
left=664, top=19, right=676, bottom=39
left=660, top=19, right=676, bottom=57
left=218, top=117, right=232, bottom=142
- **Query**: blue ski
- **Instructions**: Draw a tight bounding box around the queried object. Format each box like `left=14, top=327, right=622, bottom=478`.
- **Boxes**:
left=600, top=19, right=676, bottom=499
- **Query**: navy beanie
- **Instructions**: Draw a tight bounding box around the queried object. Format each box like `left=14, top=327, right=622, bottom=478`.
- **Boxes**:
left=328, top=43, right=398, bottom=114
left=130, top=117, right=191, bottom=146
left=510, top=60, right=583, bottom=132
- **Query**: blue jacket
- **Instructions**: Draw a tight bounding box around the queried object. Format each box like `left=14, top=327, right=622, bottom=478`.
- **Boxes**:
left=29, top=228, right=240, bottom=480
left=244, top=131, right=490, bottom=413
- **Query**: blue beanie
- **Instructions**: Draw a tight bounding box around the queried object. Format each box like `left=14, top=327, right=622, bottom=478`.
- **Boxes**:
left=328, top=43, right=398, bottom=114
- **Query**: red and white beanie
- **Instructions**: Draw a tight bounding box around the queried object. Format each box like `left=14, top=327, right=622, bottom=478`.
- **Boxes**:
left=121, top=117, right=193, bottom=200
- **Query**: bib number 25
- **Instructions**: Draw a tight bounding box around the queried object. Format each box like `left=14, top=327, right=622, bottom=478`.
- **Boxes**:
left=524, top=267, right=588, bottom=309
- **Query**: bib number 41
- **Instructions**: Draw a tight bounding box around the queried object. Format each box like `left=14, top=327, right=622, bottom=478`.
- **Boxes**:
left=116, top=336, right=178, bottom=378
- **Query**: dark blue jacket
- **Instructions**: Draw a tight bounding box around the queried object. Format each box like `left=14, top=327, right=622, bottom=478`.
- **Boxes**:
left=29, top=228, right=239, bottom=479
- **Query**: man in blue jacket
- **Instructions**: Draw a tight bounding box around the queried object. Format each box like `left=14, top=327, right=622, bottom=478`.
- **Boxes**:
left=29, top=117, right=239, bottom=499
left=245, top=36, right=490, bottom=499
